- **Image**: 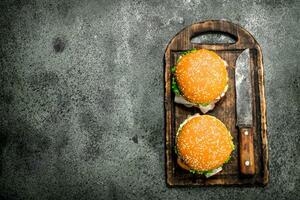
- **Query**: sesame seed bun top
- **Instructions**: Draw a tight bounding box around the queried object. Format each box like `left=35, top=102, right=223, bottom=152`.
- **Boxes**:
left=176, top=114, right=234, bottom=171
left=175, top=49, right=228, bottom=103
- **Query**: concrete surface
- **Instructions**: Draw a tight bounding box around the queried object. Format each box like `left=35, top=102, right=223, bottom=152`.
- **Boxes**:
left=0, top=0, right=299, bottom=199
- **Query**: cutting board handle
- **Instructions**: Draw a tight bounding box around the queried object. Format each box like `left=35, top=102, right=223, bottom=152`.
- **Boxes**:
left=190, top=31, right=237, bottom=45
left=172, top=20, right=256, bottom=50
left=189, top=22, right=239, bottom=45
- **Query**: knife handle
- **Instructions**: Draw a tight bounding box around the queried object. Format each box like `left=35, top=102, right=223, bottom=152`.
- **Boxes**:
left=239, top=127, right=255, bottom=175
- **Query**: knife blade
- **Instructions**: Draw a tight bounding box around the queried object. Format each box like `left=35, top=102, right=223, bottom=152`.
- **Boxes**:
left=235, top=48, right=255, bottom=175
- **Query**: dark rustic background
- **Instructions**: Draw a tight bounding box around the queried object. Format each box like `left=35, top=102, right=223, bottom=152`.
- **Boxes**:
left=0, top=0, right=299, bottom=199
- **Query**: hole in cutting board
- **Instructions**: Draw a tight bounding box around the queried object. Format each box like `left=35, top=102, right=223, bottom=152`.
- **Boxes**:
left=191, top=31, right=237, bottom=44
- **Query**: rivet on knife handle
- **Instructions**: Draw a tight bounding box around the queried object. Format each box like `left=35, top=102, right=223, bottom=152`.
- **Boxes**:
left=239, top=127, right=255, bottom=175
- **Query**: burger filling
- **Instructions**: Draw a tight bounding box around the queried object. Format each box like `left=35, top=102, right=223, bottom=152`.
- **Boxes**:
left=175, top=114, right=234, bottom=177
left=173, top=85, right=228, bottom=114
left=189, top=166, right=223, bottom=177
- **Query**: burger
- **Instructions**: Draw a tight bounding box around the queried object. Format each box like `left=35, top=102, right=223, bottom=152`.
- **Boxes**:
left=171, top=49, right=229, bottom=113
left=175, top=114, right=234, bottom=177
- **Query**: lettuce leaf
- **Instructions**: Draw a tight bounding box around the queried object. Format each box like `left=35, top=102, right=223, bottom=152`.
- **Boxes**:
left=189, top=169, right=214, bottom=175
left=174, top=145, right=178, bottom=155
left=180, top=48, right=197, bottom=56
left=171, top=66, right=176, bottom=73
left=176, top=48, right=197, bottom=63
left=224, top=156, right=231, bottom=164
left=172, top=77, right=180, bottom=95
left=199, top=102, right=210, bottom=107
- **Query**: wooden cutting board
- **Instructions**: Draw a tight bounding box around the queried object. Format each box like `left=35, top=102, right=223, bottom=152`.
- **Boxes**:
left=164, top=20, right=269, bottom=186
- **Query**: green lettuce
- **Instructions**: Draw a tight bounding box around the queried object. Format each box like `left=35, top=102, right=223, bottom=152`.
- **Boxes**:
left=174, top=145, right=178, bottom=155
left=198, top=102, right=210, bottom=107
left=224, top=156, right=231, bottom=164
left=180, top=48, right=197, bottom=56
left=189, top=169, right=215, bottom=176
left=176, top=48, right=197, bottom=62
left=171, top=66, right=176, bottom=73
left=172, top=77, right=180, bottom=95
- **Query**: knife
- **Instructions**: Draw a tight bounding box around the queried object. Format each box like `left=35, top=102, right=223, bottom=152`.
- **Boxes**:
left=235, top=48, right=255, bottom=175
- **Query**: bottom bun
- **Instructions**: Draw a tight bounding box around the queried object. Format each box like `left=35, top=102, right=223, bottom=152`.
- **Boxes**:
left=177, top=157, right=223, bottom=178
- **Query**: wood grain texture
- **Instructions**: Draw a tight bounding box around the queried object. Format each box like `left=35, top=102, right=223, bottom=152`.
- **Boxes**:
left=164, top=20, right=269, bottom=186
left=239, top=127, right=256, bottom=175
